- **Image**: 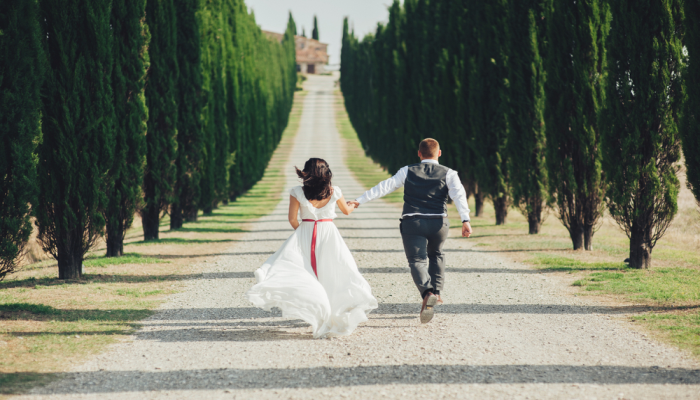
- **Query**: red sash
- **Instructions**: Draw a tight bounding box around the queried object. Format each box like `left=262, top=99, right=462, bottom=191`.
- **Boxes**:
left=301, top=219, right=333, bottom=277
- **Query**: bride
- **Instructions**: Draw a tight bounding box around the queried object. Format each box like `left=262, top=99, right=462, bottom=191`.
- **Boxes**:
left=245, top=158, right=378, bottom=338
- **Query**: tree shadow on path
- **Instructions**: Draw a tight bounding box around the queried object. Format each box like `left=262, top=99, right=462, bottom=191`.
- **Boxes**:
left=8, top=364, right=699, bottom=395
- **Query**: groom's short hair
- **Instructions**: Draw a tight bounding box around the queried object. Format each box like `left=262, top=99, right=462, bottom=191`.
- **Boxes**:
left=419, top=138, right=440, bottom=158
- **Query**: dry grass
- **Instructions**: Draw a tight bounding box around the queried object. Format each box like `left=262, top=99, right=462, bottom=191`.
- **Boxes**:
left=0, top=91, right=306, bottom=396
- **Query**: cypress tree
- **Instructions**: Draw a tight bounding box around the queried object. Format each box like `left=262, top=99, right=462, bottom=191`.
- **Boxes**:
left=199, top=0, right=227, bottom=214
left=225, top=0, right=241, bottom=201
left=470, top=0, right=510, bottom=225
left=682, top=0, right=700, bottom=205
left=171, top=0, right=204, bottom=228
left=601, top=0, right=684, bottom=269
left=143, top=0, right=179, bottom=240
left=36, top=0, right=115, bottom=279
left=544, top=0, right=610, bottom=250
left=506, top=0, right=548, bottom=234
left=211, top=2, right=229, bottom=207
left=105, top=0, right=150, bottom=256
left=0, top=0, right=44, bottom=280
left=312, top=15, right=319, bottom=41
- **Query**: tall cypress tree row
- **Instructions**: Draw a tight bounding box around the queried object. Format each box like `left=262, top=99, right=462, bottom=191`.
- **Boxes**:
left=105, top=0, right=150, bottom=256
left=36, top=0, right=115, bottom=279
left=601, top=0, right=684, bottom=269
left=0, top=0, right=44, bottom=280
left=682, top=0, right=700, bottom=205
left=171, top=0, right=204, bottom=228
left=505, top=0, right=548, bottom=234
left=143, top=0, right=179, bottom=240
left=544, top=0, right=610, bottom=250
left=470, top=0, right=510, bottom=225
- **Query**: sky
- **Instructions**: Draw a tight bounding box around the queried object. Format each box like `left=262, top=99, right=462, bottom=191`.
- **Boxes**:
left=244, top=0, right=394, bottom=65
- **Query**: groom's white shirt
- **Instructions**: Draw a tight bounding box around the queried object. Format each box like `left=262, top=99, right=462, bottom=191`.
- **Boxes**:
left=355, top=159, right=471, bottom=222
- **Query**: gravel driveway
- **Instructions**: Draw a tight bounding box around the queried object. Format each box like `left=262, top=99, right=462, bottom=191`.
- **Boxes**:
left=21, top=76, right=700, bottom=400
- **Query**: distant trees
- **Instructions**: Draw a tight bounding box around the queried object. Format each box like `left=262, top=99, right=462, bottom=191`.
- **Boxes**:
left=341, top=0, right=694, bottom=267
left=601, top=0, right=684, bottom=269
left=0, top=0, right=297, bottom=279
left=0, top=0, right=44, bottom=280
left=105, top=0, right=150, bottom=256
left=544, top=0, right=610, bottom=250
left=36, top=0, right=115, bottom=279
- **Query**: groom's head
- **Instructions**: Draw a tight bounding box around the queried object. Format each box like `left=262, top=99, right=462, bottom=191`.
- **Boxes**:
left=418, top=138, right=441, bottom=160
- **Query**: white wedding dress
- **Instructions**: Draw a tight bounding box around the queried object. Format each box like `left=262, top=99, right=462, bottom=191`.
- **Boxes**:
left=245, top=185, right=378, bottom=338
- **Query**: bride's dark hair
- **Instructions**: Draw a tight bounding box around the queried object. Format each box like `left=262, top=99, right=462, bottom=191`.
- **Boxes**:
left=296, top=158, right=333, bottom=201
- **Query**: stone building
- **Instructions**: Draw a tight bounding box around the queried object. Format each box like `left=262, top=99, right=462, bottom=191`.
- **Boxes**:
left=263, top=30, right=329, bottom=74
left=294, top=36, right=328, bottom=74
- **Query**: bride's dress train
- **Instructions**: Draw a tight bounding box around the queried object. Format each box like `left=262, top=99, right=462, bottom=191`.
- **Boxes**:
left=245, top=185, right=378, bottom=338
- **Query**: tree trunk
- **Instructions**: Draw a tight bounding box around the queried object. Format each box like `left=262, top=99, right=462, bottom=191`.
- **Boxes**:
left=184, top=208, right=198, bottom=222
left=570, top=223, right=584, bottom=250
left=170, top=202, right=183, bottom=230
left=222, top=199, right=228, bottom=205
left=203, top=205, right=213, bottom=215
left=629, top=225, right=652, bottom=269
left=57, top=244, right=82, bottom=279
left=142, top=206, right=160, bottom=240
left=528, top=211, right=540, bottom=234
left=527, top=200, right=543, bottom=234
left=629, top=227, right=652, bottom=269
left=583, top=225, right=594, bottom=251
left=105, top=233, right=124, bottom=257
left=494, top=197, right=508, bottom=225
left=474, top=190, right=484, bottom=217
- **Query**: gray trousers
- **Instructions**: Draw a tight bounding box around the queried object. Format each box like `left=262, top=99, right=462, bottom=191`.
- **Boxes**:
left=399, top=216, right=449, bottom=297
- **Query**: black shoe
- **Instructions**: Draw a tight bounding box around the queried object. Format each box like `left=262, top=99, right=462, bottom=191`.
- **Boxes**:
left=420, top=293, right=437, bottom=323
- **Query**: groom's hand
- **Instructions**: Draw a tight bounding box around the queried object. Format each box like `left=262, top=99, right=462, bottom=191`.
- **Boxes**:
left=462, top=221, right=473, bottom=238
left=347, top=200, right=360, bottom=208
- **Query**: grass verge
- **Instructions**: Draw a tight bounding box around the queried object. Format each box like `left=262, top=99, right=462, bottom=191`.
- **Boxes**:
left=0, top=91, right=306, bottom=396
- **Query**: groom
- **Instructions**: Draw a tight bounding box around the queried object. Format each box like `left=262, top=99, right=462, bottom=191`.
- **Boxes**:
left=349, top=138, right=472, bottom=323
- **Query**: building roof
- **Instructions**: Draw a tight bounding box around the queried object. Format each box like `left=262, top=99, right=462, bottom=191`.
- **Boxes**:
left=261, top=30, right=329, bottom=65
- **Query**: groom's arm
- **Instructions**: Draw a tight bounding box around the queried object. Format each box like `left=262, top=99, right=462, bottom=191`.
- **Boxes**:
left=446, top=170, right=471, bottom=222
left=354, top=166, right=408, bottom=205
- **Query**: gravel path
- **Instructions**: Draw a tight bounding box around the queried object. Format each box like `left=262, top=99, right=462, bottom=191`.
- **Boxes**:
left=22, top=76, right=700, bottom=399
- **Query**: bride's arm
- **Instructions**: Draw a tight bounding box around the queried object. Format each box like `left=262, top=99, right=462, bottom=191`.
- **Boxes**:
left=336, top=195, right=356, bottom=215
left=288, top=195, right=301, bottom=229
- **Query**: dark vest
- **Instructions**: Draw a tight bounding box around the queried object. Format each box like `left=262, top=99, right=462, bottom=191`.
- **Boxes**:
left=402, top=163, right=450, bottom=215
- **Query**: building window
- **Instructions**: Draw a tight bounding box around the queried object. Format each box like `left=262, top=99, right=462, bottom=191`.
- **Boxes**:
left=296, top=64, right=301, bottom=72
left=307, top=64, right=315, bottom=74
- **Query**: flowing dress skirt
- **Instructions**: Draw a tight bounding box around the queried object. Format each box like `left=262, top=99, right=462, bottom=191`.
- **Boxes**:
left=245, top=221, right=378, bottom=338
